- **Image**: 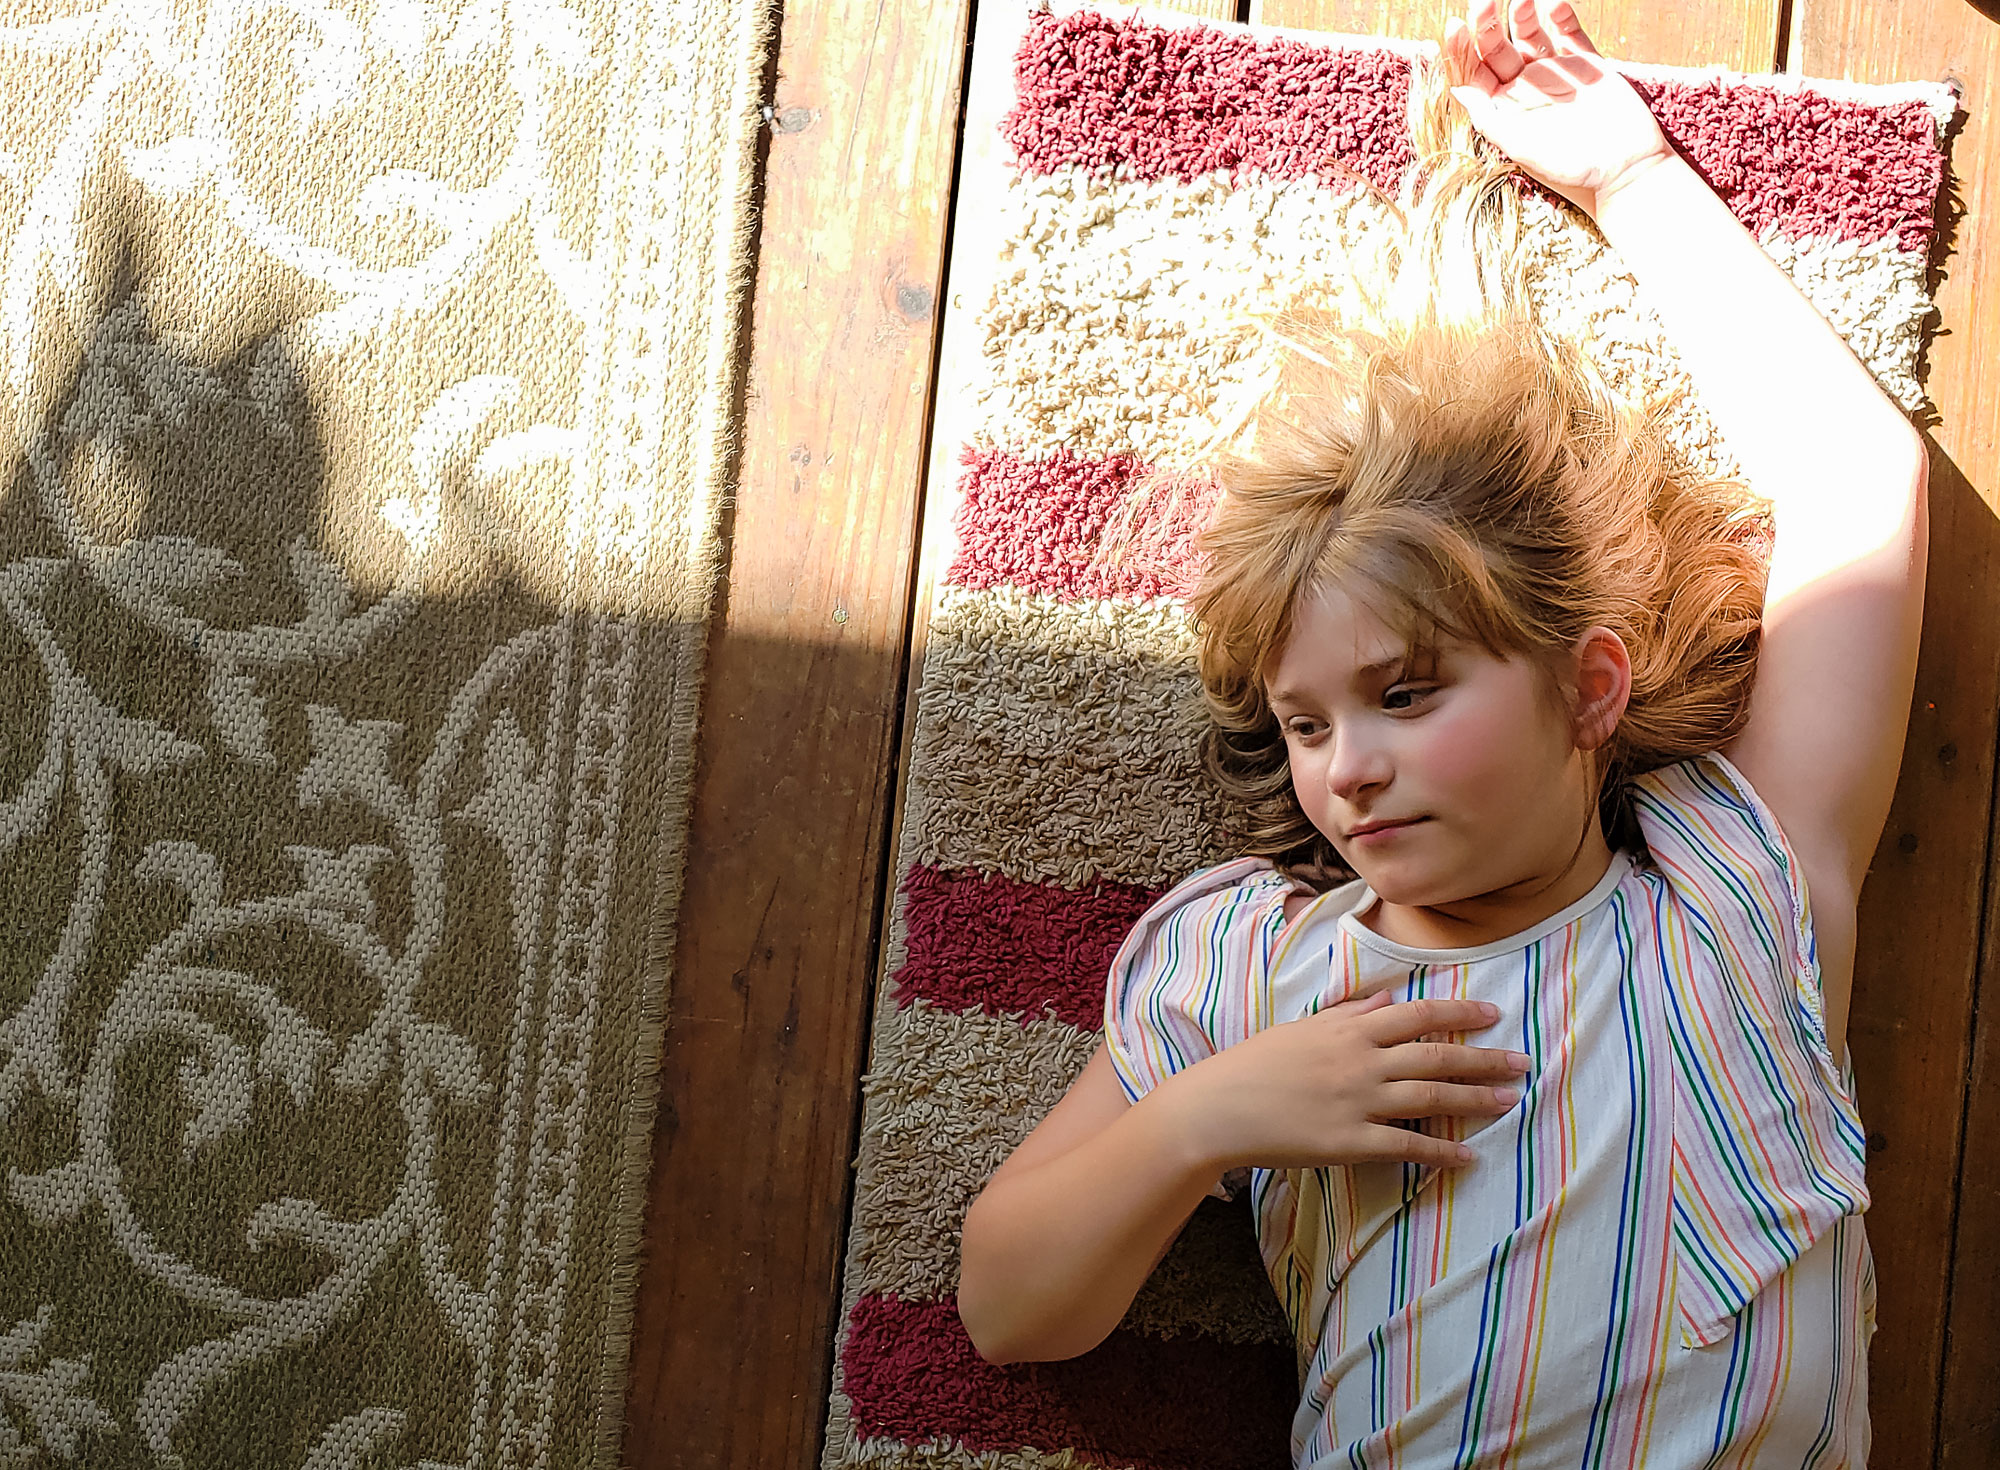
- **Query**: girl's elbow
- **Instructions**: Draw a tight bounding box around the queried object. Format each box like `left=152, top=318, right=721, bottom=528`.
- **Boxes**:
left=956, top=1272, right=1034, bottom=1365
left=956, top=1204, right=1015, bottom=1364
left=958, top=1302, right=1019, bottom=1366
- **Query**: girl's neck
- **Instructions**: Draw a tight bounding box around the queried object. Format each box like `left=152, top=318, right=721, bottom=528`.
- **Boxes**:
left=1356, top=824, right=1620, bottom=952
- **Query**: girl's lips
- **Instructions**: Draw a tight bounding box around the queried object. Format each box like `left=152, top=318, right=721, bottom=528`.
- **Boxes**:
left=1349, top=817, right=1428, bottom=843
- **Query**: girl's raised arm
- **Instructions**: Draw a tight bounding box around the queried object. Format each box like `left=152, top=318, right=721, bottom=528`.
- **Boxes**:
left=1447, top=0, right=1929, bottom=1050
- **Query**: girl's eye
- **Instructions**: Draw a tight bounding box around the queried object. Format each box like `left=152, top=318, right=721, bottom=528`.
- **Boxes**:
left=1383, top=684, right=1434, bottom=711
left=1284, top=718, right=1326, bottom=742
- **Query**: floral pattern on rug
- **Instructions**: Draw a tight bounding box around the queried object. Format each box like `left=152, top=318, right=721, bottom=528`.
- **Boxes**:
left=0, top=0, right=771, bottom=1464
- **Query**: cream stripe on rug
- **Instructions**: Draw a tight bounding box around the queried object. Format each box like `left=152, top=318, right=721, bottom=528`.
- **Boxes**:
left=0, top=1, right=772, bottom=1465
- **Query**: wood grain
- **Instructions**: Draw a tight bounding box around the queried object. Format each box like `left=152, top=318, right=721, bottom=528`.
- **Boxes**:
left=617, top=0, right=972, bottom=1464
left=1250, top=0, right=1784, bottom=70
left=1784, top=5, right=2000, bottom=1464
left=1761, top=12, right=1999, bottom=1470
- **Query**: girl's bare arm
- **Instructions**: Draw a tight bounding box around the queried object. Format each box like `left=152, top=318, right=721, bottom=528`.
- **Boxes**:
left=957, top=1045, right=1220, bottom=1365
left=1447, top=0, right=1928, bottom=1055
left=1589, top=155, right=1927, bottom=1055
left=959, top=998, right=1522, bottom=1362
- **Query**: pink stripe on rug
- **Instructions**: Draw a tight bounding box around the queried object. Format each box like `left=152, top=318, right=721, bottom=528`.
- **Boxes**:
left=1005, top=9, right=1941, bottom=252
left=842, top=1294, right=1296, bottom=1470
left=947, top=447, right=1211, bottom=600
left=893, top=863, right=1162, bottom=1029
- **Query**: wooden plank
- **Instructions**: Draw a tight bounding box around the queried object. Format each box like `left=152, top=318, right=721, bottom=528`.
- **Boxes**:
left=1251, top=0, right=1782, bottom=71
left=1853, top=356, right=2000, bottom=1463
left=617, top=0, right=973, bottom=1464
left=1952, top=912, right=2000, bottom=1467
left=1768, top=10, right=2000, bottom=1467
left=1784, top=7, right=2000, bottom=1464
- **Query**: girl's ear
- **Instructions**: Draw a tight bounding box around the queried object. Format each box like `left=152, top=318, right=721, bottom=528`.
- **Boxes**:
left=1570, top=626, right=1632, bottom=752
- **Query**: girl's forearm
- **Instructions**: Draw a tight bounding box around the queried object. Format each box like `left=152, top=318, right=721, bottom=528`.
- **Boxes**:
left=957, top=1076, right=1219, bottom=1365
left=1589, top=153, right=1923, bottom=543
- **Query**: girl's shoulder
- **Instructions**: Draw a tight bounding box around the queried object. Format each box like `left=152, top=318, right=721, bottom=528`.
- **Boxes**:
left=1625, top=749, right=1821, bottom=1002
left=1145, top=854, right=1298, bottom=909
left=1107, top=856, right=1300, bottom=991
left=1628, top=748, right=1775, bottom=825
left=1626, top=749, right=1804, bottom=905
left=1101, top=856, right=1298, bottom=1103
left=1622, top=749, right=1871, bottom=1348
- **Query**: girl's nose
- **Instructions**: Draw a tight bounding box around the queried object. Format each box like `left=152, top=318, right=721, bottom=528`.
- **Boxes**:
left=1325, top=724, right=1393, bottom=802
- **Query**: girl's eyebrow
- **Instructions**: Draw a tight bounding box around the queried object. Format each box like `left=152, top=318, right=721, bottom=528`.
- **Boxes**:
left=1269, top=654, right=1408, bottom=706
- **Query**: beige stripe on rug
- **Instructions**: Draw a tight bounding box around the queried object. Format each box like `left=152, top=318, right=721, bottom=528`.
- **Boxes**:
left=0, top=1, right=772, bottom=1465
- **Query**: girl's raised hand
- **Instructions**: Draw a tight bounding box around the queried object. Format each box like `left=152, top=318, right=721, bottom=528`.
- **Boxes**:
left=1442, top=0, right=1675, bottom=218
left=1166, top=989, right=1533, bottom=1173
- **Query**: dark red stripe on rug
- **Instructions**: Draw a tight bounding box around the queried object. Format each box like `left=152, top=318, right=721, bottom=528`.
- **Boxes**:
left=1629, top=75, right=1944, bottom=253
left=1005, top=9, right=1942, bottom=253
left=1005, top=9, right=1414, bottom=192
left=842, top=1294, right=1296, bottom=1470
left=947, top=446, right=1212, bottom=601
left=893, top=863, right=1161, bottom=1030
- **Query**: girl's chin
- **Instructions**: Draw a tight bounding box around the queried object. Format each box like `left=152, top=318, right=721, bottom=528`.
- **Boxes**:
left=1363, top=879, right=1459, bottom=909
left=1346, top=853, right=1478, bottom=908
left=1350, top=864, right=1447, bottom=904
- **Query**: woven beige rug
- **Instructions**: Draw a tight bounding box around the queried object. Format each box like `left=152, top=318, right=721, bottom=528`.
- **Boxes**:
left=0, top=1, right=772, bottom=1465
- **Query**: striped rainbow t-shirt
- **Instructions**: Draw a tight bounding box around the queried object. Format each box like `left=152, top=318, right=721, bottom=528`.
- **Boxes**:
left=1103, top=752, right=1876, bottom=1468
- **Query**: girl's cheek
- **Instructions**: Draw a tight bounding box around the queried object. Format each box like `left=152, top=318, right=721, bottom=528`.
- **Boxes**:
left=1413, top=701, right=1520, bottom=790
left=1289, top=753, right=1342, bottom=834
left=1406, top=707, right=1476, bottom=778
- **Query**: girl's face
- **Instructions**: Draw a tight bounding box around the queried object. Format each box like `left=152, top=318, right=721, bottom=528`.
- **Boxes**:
left=1266, top=583, right=1603, bottom=916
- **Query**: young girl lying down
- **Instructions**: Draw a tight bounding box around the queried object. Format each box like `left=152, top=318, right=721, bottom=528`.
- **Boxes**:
left=958, top=1, right=1928, bottom=1463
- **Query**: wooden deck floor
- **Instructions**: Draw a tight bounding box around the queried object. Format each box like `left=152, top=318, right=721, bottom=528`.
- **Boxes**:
left=620, top=1, right=2000, bottom=1465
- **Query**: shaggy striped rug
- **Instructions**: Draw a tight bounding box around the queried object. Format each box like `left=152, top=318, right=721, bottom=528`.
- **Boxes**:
left=820, top=5, right=1955, bottom=1469
left=0, top=0, right=771, bottom=1466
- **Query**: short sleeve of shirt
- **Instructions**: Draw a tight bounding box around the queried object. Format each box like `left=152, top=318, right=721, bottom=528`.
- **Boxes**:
left=1628, top=751, right=1871, bottom=1346
left=1102, top=857, right=1294, bottom=1201
left=1629, top=751, right=1845, bottom=1073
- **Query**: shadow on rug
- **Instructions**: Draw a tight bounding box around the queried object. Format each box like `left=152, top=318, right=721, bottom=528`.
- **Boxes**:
left=0, top=0, right=774, bottom=1464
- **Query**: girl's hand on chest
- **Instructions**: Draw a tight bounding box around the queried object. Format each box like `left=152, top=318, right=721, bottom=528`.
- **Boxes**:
left=1166, top=988, right=1534, bottom=1175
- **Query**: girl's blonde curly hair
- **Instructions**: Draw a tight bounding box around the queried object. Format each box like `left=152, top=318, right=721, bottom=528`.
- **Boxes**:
left=1186, top=56, right=1770, bottom=889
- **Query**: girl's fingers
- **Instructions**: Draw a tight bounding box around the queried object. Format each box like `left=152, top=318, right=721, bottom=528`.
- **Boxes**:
left=1372, top=1080, right=1522, bottom=1119
left=1442, top=16, right=1469, bottom=84
left=1509, top=0, right=1554, bottom=58
left=1384, top=1040, right=1534, bottom=1082
left=1355, top=996, right=1499, bottom=1046
left=1545, top=0, right=1600, bottom=55
left=1357, top=1123, right=1476, bottom=1168
left=1442, top=17, right=1495, bottom=98
left=1323, top=988, right=1396, bottom=1017
left=1467, top=0, right=1525, bottom=83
